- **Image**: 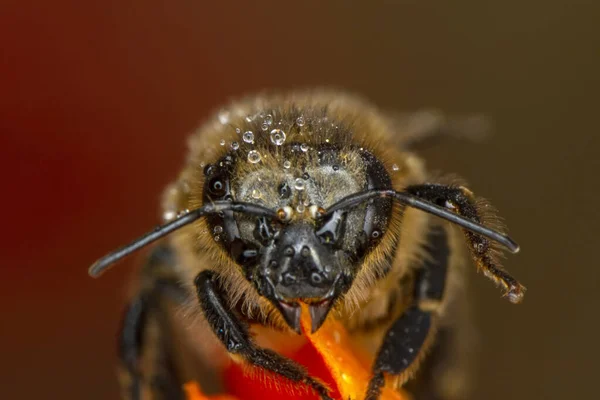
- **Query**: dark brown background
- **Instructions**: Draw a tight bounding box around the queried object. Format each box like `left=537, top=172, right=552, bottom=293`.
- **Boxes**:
left=1, top=1, right=598, bottom=399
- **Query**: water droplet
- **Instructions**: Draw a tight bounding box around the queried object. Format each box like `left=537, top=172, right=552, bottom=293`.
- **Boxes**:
left=213, top=225, right=223, bottom=234
left=264, top=114, right=273, bottom=125
left=247, top=150, right=261, bottom=163
left=231, top=141, right=239, bottom=150
left=302, top=172, right=310, bottom=180
left=245, top=115, right=253, bottom=122
left=270, top=129, right=286, bottom=145
left=251, top=189, right=261, bottom=199
left=235, top=127, right=241, bottom=134
left=219, top=139, right=226, bottom=146
left=283, top=160, right=291, bottom=169
left=218, top=110, right=230, bottom=124
left=177, top=209, right=190, bottom=218
left=296, top=204, right=305, bottom=213
left=325, top=138, right=330, bottom=143
left=294, top=178, right=305, bottom=190
left=261, top=122, right=269, bottom=131
left=163, top=210, right=176, bottom=221
left=296, top=116, right=305, bottom=126
left=243, top=131, right=254, bottom=143
left=392, top=164, right=400, bottom=171
left=300, top=143, right=309, bottom=152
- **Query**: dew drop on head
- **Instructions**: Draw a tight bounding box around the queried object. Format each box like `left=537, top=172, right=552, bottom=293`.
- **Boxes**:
left=247, top=150, right=262, bottom=164
left=392, top=164, right=400, bottom=171
left=300, top=143, right=309, bottom=152
left=231, top=141, right=239, bottom=150
left=264, top=114, right=273, bottom=126
left=296, top=116, right=305, bottom=127
left=243, top=131, right=255, bottom=144
left=270, top=129, right=286, bottom=146
left=294, top=178, right=305, bottom=190
left=283, top=160, right=291, bottom=169
left=219, top=139, right=226, bottom=146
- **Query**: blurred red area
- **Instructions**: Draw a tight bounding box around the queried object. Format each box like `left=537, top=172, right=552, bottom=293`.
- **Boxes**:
left=0, top=1, right=227, bottom=398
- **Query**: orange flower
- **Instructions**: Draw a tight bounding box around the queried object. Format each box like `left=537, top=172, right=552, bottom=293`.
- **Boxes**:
left=185, top=309, right=408, bottom=400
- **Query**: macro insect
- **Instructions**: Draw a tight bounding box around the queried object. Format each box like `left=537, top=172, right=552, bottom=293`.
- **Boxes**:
left=89, top=90, right=525, bottom=400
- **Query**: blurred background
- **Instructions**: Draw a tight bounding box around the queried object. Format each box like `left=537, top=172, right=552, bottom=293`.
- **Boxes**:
left=1, top=1, right=598, bottom=399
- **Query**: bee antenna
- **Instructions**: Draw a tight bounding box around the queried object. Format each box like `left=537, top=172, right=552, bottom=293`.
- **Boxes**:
left=323, top=189, right=519, bottom=253
left=88, top=201, right=278, bottom=278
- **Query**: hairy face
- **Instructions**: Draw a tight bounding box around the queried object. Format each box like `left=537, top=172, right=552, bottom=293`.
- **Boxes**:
left=203, top=144, right=393, bottom=332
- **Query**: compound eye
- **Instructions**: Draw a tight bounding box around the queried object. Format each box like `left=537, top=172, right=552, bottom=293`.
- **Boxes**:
left=208, top=176, right=227, bottom=197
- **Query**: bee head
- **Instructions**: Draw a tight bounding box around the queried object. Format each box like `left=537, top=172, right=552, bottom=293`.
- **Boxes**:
left=202, top=146, right=394, bottom=334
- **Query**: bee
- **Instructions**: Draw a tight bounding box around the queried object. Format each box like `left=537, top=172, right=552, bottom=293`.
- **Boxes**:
left=89, top=90, right=525, bottom=400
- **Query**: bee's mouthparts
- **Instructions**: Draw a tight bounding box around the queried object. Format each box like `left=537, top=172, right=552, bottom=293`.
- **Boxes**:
left=276, top=299, right=334, bottom=334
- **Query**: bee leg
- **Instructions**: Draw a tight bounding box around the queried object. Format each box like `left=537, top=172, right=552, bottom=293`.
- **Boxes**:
left=195, top=270, right=333, bottom=400
left=118, top=246, right=188, bottom=400
left=405, top=183, right=525, bottom=303
left=365, top=226, right=449, bottom=400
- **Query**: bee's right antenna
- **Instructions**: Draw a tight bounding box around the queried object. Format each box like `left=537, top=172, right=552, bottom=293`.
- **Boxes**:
left=88, top=201, right=278, bottom=278
left=324, top=189, right=519, bottom=253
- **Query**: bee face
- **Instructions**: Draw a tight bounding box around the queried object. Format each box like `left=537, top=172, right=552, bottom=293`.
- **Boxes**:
left=257, top=221, right=350, bottom=332
left=202, top=141, right=394, bottom=332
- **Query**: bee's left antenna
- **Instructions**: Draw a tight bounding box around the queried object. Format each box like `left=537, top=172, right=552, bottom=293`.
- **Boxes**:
left=88, top=201, right=278, bottom=278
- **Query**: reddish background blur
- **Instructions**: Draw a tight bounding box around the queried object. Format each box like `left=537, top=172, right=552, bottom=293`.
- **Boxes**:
left=1, top=1, right=599, bottom=399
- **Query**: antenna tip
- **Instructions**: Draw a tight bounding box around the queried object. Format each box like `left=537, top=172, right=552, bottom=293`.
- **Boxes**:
left=88, top=259, right=106, bottom=278
left=503, top=235, right=520, bottom=254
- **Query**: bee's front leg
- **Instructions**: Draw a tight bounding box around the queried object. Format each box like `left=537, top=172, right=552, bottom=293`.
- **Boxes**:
left=195, top=270, right=333, bottom=400
left=405, top=183, right=525, bottom=303
left=365, top=226, right=450, bottom=400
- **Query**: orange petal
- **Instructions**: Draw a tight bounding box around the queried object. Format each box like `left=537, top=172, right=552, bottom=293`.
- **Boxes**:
left=301, top=307, right=408, bottom=400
